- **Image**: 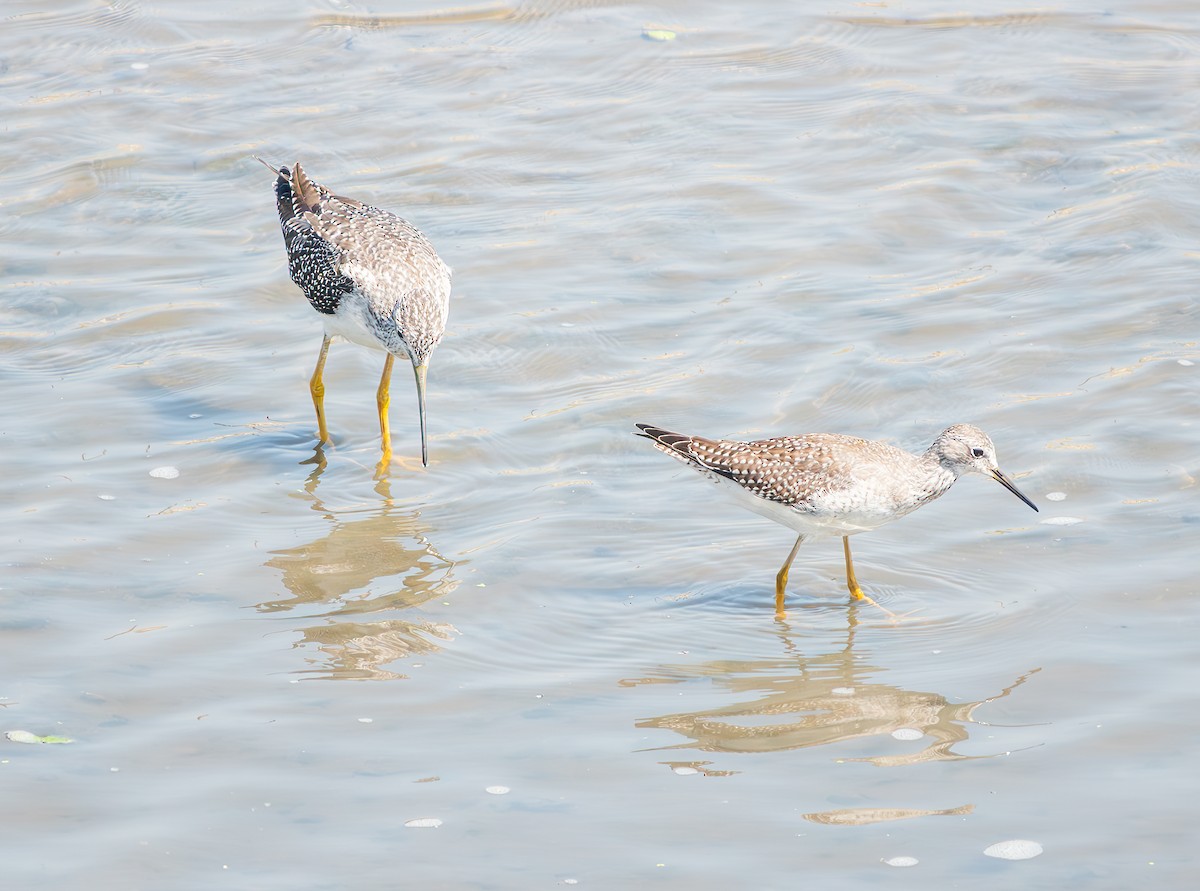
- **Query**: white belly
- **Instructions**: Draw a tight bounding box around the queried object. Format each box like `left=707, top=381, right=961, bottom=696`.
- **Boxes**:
left=708, top=473, right=903, bottom=537
left=321, top=291, right=412, bottom=360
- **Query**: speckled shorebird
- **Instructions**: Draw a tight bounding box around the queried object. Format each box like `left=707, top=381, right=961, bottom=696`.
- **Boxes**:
left=635, top=423, right=1038, bottom=614
left=261, top=159, right=450, bottom=468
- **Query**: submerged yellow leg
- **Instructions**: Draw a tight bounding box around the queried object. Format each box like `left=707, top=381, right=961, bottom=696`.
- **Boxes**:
left=376, top=354, right=395, bottom=466
left=842, top=536, right=900, bottom=619
left=775, top=534, right=805, bottom=614
left=310, top=335, right=332, bottom=444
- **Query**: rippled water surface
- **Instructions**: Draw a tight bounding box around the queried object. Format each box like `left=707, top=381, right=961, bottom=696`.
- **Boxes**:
left=3, top=0, right=1199, bottom=887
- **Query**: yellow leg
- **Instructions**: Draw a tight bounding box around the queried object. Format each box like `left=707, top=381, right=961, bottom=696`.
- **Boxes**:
left=376, top=354, right=395, bottom=467
left=309, top=335, right=332, bottom=444
left=775, top=534, right=805, bottom=614
left=842, top=536, right=900, bottom=619
left=843, top=536, right=864, bottom=600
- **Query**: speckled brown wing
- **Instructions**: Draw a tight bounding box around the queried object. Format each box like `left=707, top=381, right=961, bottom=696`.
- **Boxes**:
left=320, top=199, right=451, bottom=360
left=636, top=425, right=860, bottom=509
left=305, top=188, right=440, bottom=283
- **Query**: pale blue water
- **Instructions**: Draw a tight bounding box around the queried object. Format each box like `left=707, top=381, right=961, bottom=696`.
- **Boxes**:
left=2, top=1, right=1199, bottom=887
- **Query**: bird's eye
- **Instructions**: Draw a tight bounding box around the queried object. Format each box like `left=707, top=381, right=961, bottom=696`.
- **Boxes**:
left=971, top=448, right=986, bottom=458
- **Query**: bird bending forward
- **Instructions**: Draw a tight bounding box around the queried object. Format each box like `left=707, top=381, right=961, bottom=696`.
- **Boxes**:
left=635, top=423, right=1038, bottom=615
left=263, top=159, right=450, bottom=468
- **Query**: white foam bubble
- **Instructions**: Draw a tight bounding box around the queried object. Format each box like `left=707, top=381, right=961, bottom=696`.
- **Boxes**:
left=404, top=817, right=443, bottom=829
left=983, top=839, right=1043, bottom=860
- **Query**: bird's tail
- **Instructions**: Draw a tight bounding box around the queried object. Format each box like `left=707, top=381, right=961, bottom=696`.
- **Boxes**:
left=635, top=424, right=701, bottom=462
left=258, top=159, right=325, bottom=233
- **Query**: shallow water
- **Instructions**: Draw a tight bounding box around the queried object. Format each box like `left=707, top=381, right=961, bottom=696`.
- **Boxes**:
left=3, top=0, right=1199, bottom=886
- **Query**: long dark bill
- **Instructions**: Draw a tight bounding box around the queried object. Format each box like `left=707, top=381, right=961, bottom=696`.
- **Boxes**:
left=991, top=468, right=1039, bottom=513
left=413, top=362, right=429, bottom=467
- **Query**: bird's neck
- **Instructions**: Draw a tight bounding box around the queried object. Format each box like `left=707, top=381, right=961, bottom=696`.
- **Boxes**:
left=916, top=449, right=961, bottom=502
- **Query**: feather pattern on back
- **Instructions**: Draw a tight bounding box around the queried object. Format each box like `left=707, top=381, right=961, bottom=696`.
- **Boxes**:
left=270, top=162, right=451, bottom=364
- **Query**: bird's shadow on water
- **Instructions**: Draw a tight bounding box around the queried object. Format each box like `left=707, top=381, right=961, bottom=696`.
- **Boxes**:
left=175, top=409, right=401, bottom=475
left=160, top=414, right=324, bottom=468
left=624, top=604, right=1045, bottom=795
left=251, top=445, right=463, bottom=680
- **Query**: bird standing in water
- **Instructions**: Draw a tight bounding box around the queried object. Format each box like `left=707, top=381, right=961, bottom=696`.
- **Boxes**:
left=636, top=423, right=1038, bottom=615
left=262, top=160, right=450, bottom=470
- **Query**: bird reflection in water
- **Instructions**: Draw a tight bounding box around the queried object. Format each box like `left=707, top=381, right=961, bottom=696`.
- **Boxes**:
left=259, top=448, right=460, bottom=680
left=625, top=606, right=1040, bottom=783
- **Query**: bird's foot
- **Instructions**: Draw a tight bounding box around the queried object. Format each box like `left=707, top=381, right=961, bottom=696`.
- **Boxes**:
left=374, top=450, right=393, bottom=480
left=852, top=590, right=922, bottom=624
left=878, top=606, right=925, bottom=625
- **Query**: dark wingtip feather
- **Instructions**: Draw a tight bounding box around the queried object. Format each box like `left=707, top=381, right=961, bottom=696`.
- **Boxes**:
left=634, top=424, right=699, bottom=457
left=636, top=424, right=746, bottom=486
left=634, top=423, right=674, bottom=442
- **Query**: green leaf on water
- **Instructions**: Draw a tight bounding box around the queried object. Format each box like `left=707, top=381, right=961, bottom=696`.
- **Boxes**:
left=5, top=730, right=75, bottom=745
